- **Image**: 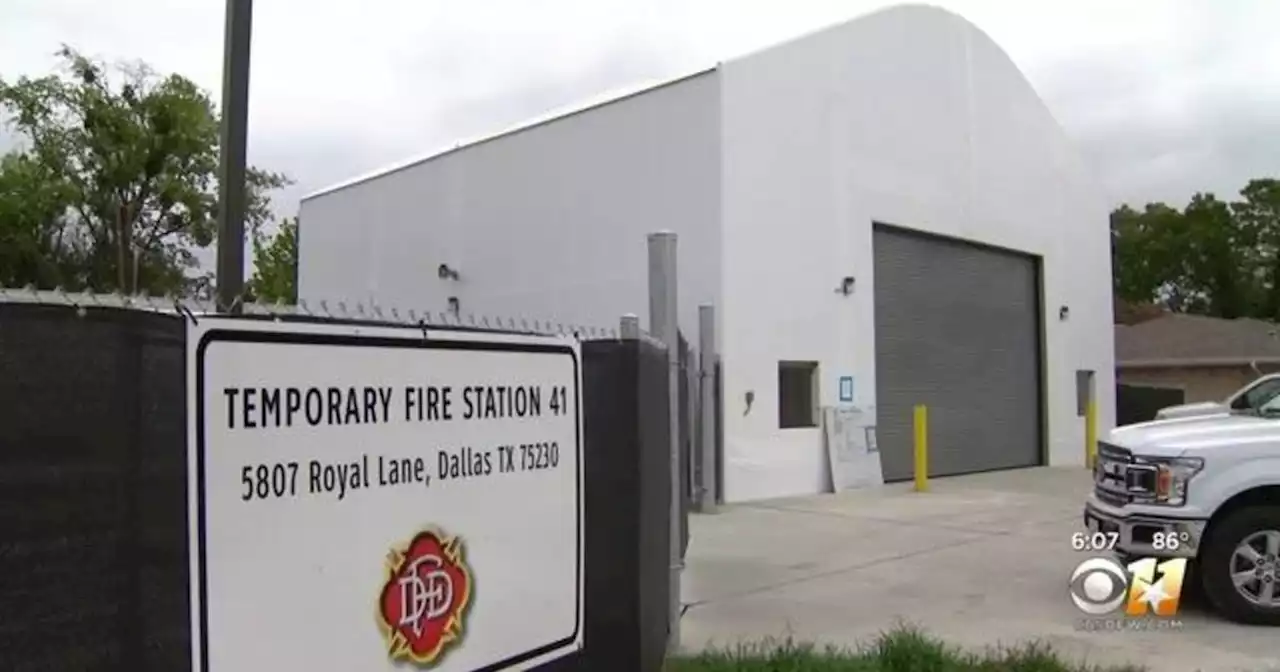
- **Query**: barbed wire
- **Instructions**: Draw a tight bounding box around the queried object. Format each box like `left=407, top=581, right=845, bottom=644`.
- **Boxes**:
left=0, top=285, right=630, bottom=340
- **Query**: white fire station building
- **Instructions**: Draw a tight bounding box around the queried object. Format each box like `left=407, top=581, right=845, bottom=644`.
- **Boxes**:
left=297, top=4, right=1116, bottom=503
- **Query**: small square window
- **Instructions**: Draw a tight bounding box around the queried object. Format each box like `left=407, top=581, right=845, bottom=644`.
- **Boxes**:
left=1076, top=369, right=1095, bottom=417
left=779, top=361, right=819, bottom=429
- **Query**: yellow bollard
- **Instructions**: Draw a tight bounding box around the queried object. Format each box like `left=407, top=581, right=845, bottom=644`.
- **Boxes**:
left=1085, top=398, right=1098, bottom=470
left=913, top=404, right=929, bottom=492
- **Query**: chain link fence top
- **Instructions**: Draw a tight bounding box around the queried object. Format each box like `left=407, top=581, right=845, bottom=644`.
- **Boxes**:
left=0, top=286, right=622, bottom=340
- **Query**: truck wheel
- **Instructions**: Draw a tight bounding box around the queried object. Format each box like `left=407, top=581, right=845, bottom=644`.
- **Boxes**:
left=1201, top=507, right=1280, bottom=625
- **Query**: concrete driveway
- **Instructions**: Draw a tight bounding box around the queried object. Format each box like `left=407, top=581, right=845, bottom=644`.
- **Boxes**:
left=681, top=467, right=1280, bottom=672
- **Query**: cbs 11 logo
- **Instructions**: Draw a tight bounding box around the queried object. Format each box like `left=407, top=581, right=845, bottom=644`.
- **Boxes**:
left=1068, top=556, right=1188, bottom=617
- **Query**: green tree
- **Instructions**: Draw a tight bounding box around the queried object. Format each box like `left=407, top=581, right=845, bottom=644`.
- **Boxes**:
left=1111, top=186, right=1271, bottom=319
left=0, top=46, right=288, bottom=295
left=0, top=152, right=79, bottom=287
left=1234, top=178, right=1280, bottom=319
left=1111, top=202, right=1195, bottom=309
left=1180, top=192, right=1256, bottom=319
left=247, top=217, right=297, bottom=304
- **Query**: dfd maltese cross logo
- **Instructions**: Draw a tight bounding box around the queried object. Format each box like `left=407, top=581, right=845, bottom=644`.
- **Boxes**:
left=377, top=528, right=473, bottom=666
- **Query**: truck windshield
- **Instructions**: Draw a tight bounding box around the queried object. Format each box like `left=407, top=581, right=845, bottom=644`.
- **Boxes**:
left=1233, top=377, right=1280, bottom=410
left=1257, top=394, right=1280, bottom=417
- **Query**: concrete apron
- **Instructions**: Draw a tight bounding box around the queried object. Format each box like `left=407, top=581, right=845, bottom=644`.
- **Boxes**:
left=681, top=467, right=1280, bottom=672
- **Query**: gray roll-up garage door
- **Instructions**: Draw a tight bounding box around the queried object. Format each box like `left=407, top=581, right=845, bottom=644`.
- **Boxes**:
left=873, top=224, right=1043, bottom=482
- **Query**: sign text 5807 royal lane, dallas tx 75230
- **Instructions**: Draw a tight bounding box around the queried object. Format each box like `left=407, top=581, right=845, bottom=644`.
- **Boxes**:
left=220, top=378, right=570, bottom=501
left=187, top=318, right=583, bottom=672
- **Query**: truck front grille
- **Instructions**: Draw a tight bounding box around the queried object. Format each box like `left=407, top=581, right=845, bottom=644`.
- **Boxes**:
left=1095, top=487, right=1130, bottom=507
left=1094, top=442, right=1153, bottom=506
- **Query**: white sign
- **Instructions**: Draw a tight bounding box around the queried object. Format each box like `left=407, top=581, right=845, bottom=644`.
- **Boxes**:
left=186, top=318, right=583, bottom=671
left=823, top=407, right=884, bottom=491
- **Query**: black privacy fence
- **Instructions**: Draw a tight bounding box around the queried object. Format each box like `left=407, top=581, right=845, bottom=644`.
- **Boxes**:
left=1115, top=383, right=1185, bottom=426
left=0, top=302, right=675, bottom=672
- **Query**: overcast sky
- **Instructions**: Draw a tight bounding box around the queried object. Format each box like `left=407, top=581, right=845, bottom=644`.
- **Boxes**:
left=3, top=0, right=1279, bottom=218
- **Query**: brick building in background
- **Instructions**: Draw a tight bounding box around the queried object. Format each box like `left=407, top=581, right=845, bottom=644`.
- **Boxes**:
left=1115, top=311, right=1280, bottom=405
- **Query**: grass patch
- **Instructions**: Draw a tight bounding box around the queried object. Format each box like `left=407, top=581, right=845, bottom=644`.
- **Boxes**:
left=666, top=624, right=1147, bottom=672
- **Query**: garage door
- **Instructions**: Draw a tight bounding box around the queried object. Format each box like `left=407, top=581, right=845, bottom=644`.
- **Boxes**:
left=873, top=224, right=1043, bottom=482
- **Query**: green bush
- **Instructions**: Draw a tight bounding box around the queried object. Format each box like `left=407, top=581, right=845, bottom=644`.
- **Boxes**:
left=666, top=625, right=1148, bottom=672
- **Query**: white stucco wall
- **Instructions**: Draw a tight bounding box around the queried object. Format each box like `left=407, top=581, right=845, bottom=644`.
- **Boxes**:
left=298, top=71, right=722, bottom=338
left=718, top=4, right=1116, bottom=502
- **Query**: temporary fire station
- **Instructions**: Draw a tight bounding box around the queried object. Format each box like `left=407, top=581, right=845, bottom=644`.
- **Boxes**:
left=298, top=4, right=1116, bottom=503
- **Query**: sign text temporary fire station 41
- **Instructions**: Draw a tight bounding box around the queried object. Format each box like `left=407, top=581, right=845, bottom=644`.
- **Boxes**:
left=186, top=317, right=583, bottom=671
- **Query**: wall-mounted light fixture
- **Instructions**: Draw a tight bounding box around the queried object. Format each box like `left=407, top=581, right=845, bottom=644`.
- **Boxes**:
left=834, top=276, right=855, bottom=296
left=447, top=297, right=460, bottom=315
left=438, top=263, right=461, bottom=281
left=1059, top=305, right=1070, bottom=321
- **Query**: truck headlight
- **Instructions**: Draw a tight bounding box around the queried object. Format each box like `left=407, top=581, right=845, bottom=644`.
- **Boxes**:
left=1134, top=456, right=1203, bottom=506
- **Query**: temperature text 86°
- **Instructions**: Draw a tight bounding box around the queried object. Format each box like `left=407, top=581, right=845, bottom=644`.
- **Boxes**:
left=1152, top=531, right=1190, bottom=551
left=1071, top=531, right=1119, bottom=552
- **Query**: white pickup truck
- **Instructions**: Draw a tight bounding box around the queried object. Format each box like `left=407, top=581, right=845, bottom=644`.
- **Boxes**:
left=1083, top=403, right=1280, bottom=625
left=1154, top=373, right=1280, bottom=420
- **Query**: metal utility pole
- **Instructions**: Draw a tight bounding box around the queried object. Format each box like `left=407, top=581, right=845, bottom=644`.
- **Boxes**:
left=215, top=0, right=254, bottom=313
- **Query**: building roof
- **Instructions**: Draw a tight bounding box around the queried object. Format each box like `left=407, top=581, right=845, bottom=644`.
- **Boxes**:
left=1113, top=297, right=1165, bottom=326
left=301, top=66, right=716, bottom=202
left=1115, top=313, right=1280, bottom=369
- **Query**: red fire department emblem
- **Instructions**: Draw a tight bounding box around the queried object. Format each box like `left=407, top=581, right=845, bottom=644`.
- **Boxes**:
left=377, top=528, right=473, bottom=666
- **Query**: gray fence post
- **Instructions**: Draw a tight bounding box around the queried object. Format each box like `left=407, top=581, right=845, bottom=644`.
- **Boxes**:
left=696, top=304, right=718, bottom=512
left=647, top=231, right=682, bottom=653
left=620, top=313, right=640, bottom=340
left=686, top=338, right=698, bottom=514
